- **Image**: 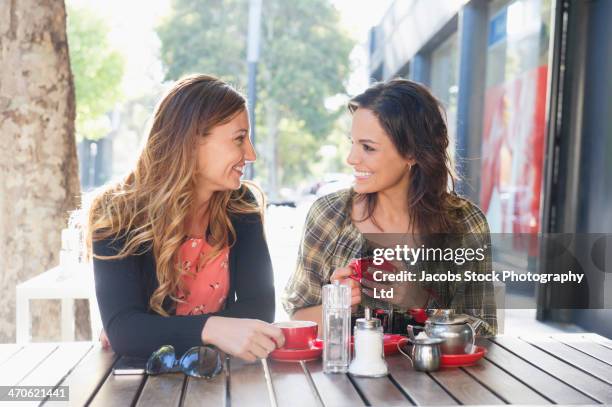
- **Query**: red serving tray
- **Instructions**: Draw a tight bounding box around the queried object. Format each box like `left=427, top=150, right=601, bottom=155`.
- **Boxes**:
left=440, top=346, right=487, bottom=367
left=313, top=334, right=404, bottom=356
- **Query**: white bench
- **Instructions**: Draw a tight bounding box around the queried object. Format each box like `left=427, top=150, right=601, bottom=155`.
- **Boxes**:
left=15, top=265, right=101, bottom=343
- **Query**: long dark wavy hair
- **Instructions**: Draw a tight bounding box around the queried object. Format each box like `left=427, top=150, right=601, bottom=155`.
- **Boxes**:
left=348, top=78, right=466, bottom=234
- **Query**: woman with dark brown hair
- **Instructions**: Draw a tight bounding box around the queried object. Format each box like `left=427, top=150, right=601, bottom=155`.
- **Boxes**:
left=282, top=79, right=497, bottom=335
left=89, top=74, right=284, bottom=360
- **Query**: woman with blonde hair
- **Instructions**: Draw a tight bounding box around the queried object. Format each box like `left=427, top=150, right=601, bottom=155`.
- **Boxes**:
left=89, top=74, right=284, bottom=361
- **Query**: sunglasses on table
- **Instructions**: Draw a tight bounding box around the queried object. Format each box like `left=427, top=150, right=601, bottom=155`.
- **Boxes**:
left=146, top=345, right=223, bottom=379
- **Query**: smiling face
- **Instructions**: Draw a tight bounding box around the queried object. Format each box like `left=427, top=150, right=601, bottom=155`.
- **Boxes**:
left=195, top=109, right=255, bottom=197
left=347, top=108, right=413, bottom=195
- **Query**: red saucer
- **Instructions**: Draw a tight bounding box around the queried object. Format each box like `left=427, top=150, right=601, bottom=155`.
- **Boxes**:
left=313, top=334, right=404, bottom=356
left=270, top=342, right=323, bottom=362
left=381, top=334, right=404, bottom=355
left=440, top=346, right=487, bottom=367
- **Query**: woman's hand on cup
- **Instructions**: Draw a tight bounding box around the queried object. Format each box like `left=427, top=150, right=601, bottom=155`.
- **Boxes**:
left=330, top=267, right=361, bottom=312
left=201, top=316, right=285, bottom=362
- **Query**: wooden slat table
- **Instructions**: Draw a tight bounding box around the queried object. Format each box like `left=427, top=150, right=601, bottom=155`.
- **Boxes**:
left=1, top=334, right=610, bottom=406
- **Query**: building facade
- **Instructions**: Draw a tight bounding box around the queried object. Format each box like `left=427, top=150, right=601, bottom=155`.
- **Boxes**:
left=368, top=0, right=612, bottom=336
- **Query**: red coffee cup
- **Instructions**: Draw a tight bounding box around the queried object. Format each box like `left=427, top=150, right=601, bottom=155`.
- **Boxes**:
left=347, top=258, right=365, bottom=281
left=348, top=258, right=397, bottom=282
left=409, top=308, right=428, bottom=324
left=273, top=321, right=318, bottom=350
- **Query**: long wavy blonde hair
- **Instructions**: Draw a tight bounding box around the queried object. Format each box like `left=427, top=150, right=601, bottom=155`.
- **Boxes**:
left=87, top=74, right=261, bottom=316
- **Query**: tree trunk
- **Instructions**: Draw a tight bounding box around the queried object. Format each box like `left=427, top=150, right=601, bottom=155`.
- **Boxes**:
left=0, top=0, right=81, bottom=341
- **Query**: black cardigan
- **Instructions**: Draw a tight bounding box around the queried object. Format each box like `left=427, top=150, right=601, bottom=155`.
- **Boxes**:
left=93, top=210, right=275, bottom=358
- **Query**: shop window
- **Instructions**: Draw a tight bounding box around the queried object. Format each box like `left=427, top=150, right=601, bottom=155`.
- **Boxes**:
left=430, top=32, right=459, bottom=165
left=480, top=0, right=551, bottom=234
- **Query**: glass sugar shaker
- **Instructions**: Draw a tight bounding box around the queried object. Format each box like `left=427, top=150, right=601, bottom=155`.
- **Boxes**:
left=349, top=307, right=388, bottom=377
left=322, top=280, right=351, bottom=373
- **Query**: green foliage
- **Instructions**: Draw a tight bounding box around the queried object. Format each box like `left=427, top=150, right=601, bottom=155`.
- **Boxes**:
left=157, top=0, right=247, bottom=85
left=276, top=118, right=319, bottom=186
left=277, top=111, right=353, bottom=187
left=157, top=0, right=355, bottom=189
left=257, top=0, right=352, bottom=137
left=67, top=6, right=125, bottom=140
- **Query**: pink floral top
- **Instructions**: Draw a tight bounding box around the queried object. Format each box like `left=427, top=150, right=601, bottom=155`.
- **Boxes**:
left=175, top=238, right=230, bottom=316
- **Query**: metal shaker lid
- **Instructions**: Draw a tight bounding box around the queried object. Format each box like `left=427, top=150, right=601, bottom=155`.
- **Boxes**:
left=355, top=317, right=381, bottom=330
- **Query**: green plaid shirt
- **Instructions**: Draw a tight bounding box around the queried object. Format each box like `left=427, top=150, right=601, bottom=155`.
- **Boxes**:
left=282, top=188, right=498, bottom=336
